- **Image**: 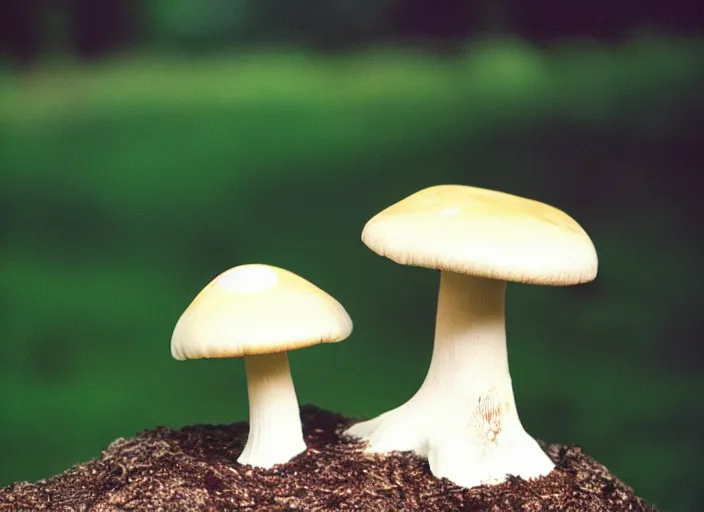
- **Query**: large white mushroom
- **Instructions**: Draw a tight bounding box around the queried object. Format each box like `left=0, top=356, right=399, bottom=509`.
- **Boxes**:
left=171, top=264, right=352, bottom=469
left=347, top=185, right=598, bottom=488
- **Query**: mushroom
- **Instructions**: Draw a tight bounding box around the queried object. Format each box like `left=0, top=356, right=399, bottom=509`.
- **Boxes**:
left=346, top=185, right=597, bottom=488
left=171, top=264, right=353, bottom=468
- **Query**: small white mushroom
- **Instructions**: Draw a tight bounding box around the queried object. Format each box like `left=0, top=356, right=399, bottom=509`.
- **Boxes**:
left=171, top=264, right=353, bottom=468
left=347, top=185, right=598, bottom=488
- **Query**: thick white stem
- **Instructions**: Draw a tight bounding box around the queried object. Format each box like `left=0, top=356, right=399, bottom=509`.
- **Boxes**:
left=418, top=271, right=512, bottom=407
left=237, top=352, right=306, bottom=468
left=347, top=271, right=554, bottom=487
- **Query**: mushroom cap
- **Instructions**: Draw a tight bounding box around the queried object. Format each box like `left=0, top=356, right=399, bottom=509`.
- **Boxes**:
left=171, top=264, right=353, bottom=360
left=362, top=185, right=598, bottom=286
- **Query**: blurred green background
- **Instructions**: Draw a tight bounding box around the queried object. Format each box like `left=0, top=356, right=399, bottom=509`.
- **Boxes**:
left=1, top=2, right=702, bottom=511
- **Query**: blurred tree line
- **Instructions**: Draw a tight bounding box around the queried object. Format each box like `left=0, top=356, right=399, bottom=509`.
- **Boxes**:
left=1, top=0, right=702, bottom=65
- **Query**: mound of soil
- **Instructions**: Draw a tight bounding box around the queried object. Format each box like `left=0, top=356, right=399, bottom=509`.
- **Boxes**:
left=0, top=405, right=654, bottom=511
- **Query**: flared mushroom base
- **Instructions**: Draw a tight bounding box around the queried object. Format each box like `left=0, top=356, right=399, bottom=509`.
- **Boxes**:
left=347, top=385, right=553, bottom=487
left=346, top=272, right=554, bottom=487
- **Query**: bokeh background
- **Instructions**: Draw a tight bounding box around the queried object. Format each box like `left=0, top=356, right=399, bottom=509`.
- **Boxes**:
left=1, top=2, right=702, bottom=510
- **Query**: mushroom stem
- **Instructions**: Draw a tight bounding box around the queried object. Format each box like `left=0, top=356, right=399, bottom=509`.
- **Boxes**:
left=422, top=271, right=510, bottom=401
left=237, top=351, right=306, bottom=468
left=347, top=271, right=553, bottom=487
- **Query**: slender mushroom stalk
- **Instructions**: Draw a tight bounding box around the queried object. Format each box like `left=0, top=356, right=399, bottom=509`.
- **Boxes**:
left=171, top=264, right=353, bottom=469
left=238, top=352, right=306, bottom=467
left=347, top=185, right=597, bottom=488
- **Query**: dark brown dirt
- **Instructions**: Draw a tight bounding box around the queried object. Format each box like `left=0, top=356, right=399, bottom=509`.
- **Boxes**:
left=1, top=405, right=655, bottom=511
